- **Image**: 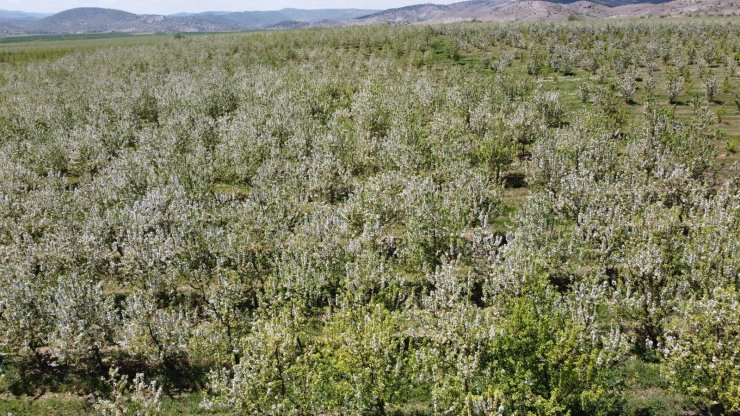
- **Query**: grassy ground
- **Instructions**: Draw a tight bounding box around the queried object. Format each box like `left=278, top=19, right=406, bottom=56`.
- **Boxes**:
left=0, top=393, right=210, bottom=415
left=0, top=394, right=89, bottom=416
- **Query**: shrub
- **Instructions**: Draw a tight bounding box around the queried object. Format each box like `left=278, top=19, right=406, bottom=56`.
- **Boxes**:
left=663, top=288, right=740, bottom=416
left=666, top=68, right=685, bottom=104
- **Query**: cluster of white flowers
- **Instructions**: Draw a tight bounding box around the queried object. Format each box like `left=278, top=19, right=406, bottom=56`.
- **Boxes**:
left=93, top=367, right=162, bottom=416
left=0, top=18, right=737, bottom=415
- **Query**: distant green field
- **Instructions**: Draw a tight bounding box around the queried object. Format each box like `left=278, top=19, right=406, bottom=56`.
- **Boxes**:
left=0, top=32, right=138, bottom=44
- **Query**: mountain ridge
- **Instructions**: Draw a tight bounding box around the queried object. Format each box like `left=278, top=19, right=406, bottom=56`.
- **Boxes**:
left=2, top=7, right=378, bottom=34
left=0, top=1, right=737, bottom=36
left=0, top=9, right=52, bottom=26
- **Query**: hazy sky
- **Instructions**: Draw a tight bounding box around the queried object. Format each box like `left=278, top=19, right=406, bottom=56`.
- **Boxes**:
left=0, top=0, right=459, bottom=14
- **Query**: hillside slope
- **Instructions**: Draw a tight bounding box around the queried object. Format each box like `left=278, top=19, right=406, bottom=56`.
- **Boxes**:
left=610, top=0, right=740, bottom=17
left=550, top=0, right=670, bottom=5
left=0, top=22, right=22, bottom=35
left=359, top=0, right=738, bottom=24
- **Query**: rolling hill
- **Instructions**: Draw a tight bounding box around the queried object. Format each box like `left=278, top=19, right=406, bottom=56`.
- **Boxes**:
left=24, top=8, right=140, bottom=33
left=22, top=8, right=239, bottom=34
